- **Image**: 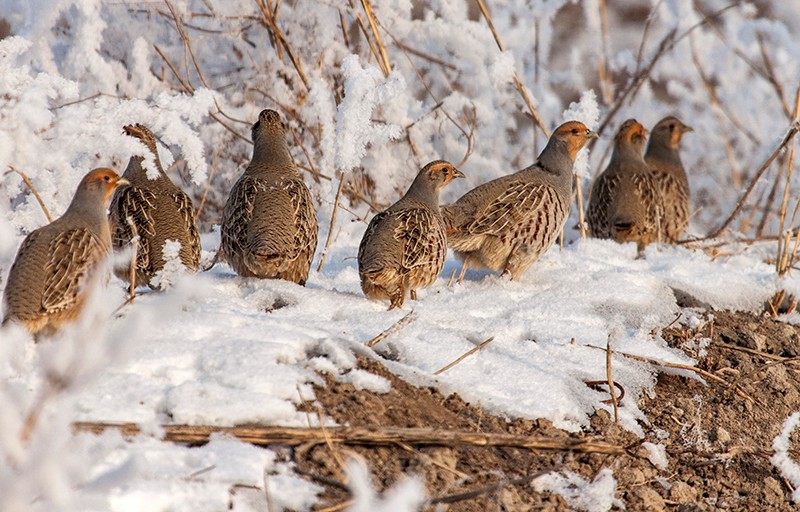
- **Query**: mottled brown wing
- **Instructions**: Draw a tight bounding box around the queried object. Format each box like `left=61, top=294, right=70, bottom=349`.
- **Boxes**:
left=467, top=181, right=549, bottom=236
left=587, top=173, right=620, bottom=238
left=110, top=185, right=156, bottom=271
left=651, top=170, right=689, bottom=241
left=221, top=176, right=259, bottom=260
left=41, top=228, right=105, bottom=314
left=394, top=207, right=446, bottom=275
left=632, top=172, right=662, bottom=236
left=285, top=178, right=318, bottom=260
left=170, top=189, right=201, bottom=266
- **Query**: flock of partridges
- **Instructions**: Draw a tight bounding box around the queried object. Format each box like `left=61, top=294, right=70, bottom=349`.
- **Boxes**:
left=1, top=109, right=691, bottom=337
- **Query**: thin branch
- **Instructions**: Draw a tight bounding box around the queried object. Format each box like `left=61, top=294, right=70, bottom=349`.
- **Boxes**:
left=361, top=0, right=391, bottom=76
left=316, top=173, right=346, bottom=273
left=474, top=0, right=550, bottom=137
left=6, top=166, right=53, bottom=223
left=692, top=121, right=800, bottom=241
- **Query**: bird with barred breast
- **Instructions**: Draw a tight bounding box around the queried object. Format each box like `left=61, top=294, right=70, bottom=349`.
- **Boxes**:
left=645, top=116, right=693, bottom=242
left=586, top=118, right=660, bottom=252
left=220, top=109, right=318, bottom=285
left=3, top=169, right=127, bottom=337
left=109, top=124, right=201, bottom=289
left=358, top=160, right=464, bottom=309
left=442, top=121, right=597, bottom=281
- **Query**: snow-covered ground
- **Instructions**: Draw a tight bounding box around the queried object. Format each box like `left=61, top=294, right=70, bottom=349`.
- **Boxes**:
left=1, top=1, right=800, bottom=510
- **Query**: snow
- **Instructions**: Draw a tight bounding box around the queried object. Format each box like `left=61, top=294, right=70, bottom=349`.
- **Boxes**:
left=643, top=442, right=669, bottom=470
left=0, top=0, right=799, bottom=509
left=771, top=412, right=800, bottom=503
left=533, top=468, right=622, bottom=512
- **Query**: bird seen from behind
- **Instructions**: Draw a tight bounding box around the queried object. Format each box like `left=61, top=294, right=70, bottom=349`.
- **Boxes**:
left=109, top=123, right=201, bottom=289
left=220, top=109, right=318, bottom=285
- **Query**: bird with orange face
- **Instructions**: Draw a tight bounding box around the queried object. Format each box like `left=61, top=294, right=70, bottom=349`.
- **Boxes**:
left=587, top=119, right=660, bottom=252
left=645, top=116, right=693, bottom=242
left=2, top=168, right=127, bottom=337
left=358, top=160, right=464, bottom=309
left=442, top=121, right=598, bottom=281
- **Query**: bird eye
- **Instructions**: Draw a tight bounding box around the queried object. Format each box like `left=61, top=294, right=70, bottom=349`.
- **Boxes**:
left=571, top=128, right=579, bottom=135
left=103, top=175, right=111, bottom=182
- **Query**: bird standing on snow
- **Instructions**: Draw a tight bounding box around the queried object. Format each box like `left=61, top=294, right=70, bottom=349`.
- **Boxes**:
left=442, top=121, right=597, bottom=281
left=109, top=124, right=201, bottom=289
left=645, top=116, right=693, bottom=242
left=358, top=160, right=464, bottom=309
left=586, top=119, right=661, bottom=252
left=220, top=109, right=318, bottom=285
left=3, top=169, right=127, bottom=336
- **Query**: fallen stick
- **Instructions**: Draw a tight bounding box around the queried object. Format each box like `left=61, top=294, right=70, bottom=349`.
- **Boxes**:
left=72, top=422, right=625, bottom=455
left=365, top=311, right=415, bottom=347
left=435, top=337, right=495, bottom=375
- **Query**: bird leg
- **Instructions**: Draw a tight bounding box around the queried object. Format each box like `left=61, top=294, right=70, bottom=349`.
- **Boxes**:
left=457, top=259, right=469, bottom=284
left=389, top=285, right=405, bottom=310
left=501, top=242, right=522, bottom=280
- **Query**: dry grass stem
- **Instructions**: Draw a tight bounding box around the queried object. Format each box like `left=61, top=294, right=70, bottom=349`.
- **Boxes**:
left=316, top=173, right=346, bottom=273
left=576, top=176, right=587, bottom=238
left=6, top=166, right=53, bottom=223
left=254, top=0, right=309, bottom=89
left=346, top=0, right=383, bottom=69
left=366, top=311, right=415, bottom=347
left=474, top=0, right=550, bottom=137
left=72, top=422, right=627, bottom=454
left=434, top=337, right=495, bottom=375
left=428, top=468, right=555, bottom=505
left=605, top=335, right=619, bottom=424
left=695, top=121, right=800, bottom=241
left=360, top=0, right=391, bottom=76
left=314, top=403, right=349, bottom=484
left=596, top=0, right=613, bottom=105
left=126, top=216, right=139, bottom=302
left=195, top=148, right=221, bottom=221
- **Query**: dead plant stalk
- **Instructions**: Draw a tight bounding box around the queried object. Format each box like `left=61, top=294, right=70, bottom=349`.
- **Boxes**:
left=72, top=422, right=627, bottom=455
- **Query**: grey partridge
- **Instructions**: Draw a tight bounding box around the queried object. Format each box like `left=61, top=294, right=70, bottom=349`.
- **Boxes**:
left=645, top=116, right=693, bottom=242
left=586, top=118, right=660, bottom=251
left=220, top=109, right=318, bottom=285
left=358, top=160, right=463, bottom=309
left=3, top=169, right=127, bottom=336
left=442, top=121, right=597, bottom=281
left=109, top=124, right=201, bottom=289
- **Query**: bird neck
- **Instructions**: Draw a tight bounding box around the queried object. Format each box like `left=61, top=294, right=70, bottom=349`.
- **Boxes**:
left=64, top=186, right=107, bottom=225
left=537, top=137, right=574, bottom=177
left=405, top=174, right=439, bottom=207
left=645, top=140, right=683, bottom=169
left=610, top=140, right=645, bottom=168
left=250, top=131, right=293, bottom=173
left=123, top=156, right=170, bottom=186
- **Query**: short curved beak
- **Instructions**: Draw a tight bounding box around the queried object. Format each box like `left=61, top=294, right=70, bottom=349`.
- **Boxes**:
left=117, top=178, right=130, bottom=187
left=587, top=130, right=599, bottom=139
left=453, top=169, right=465, bottom=179
left=683, top=125, right=694, bottom=133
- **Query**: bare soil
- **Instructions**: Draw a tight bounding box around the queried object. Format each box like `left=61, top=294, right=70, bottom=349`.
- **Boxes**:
left=288, top=310, right=800, bottom=511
